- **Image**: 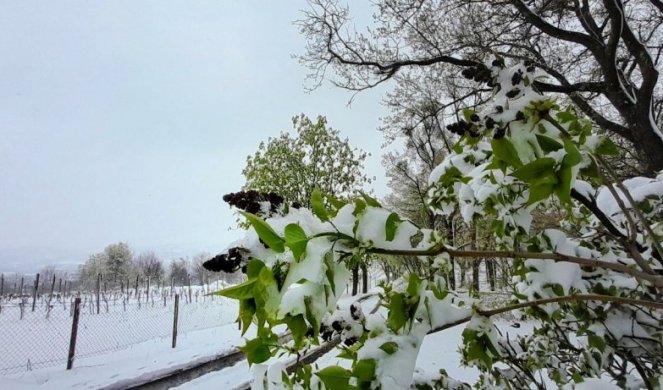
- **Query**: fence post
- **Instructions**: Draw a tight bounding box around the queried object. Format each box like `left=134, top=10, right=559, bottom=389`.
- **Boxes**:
left=31, top=273, right=40, bottom=312
left=96, top=273, right=101, bottom=315
left=187, top=275, right=192, bottom=304
left=172, top=294, right=179, bottom=348
left=67, top=297, right=82, bottom=369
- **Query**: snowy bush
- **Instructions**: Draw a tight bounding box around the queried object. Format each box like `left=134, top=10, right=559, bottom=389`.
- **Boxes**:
left=206, top=63, right=663, bottom=389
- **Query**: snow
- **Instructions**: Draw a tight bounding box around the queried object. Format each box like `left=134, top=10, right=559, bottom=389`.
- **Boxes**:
left=0, top=319, right=251, bottom=390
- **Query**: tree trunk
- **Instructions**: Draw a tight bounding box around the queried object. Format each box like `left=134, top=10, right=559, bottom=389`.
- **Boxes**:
left=351, top=266, right=359, bottom=296
left=486, top=259, right=496, bottom=291
left=361, top=264, right=368, bottom=294
left=472, top=260, right=480, bottom=292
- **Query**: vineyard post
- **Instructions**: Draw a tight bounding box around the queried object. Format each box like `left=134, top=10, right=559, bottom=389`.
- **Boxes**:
left=67, top=297, right=81, bottom=369
left=63, top=280, right=68, bottom=298
left=58, top=278, right=62, bottom=296
left=187, top=274, right=192, bottom=304
left=31, top=273, right=39, bottom=312
left=146, top=276, right=150, bottom=307
left=0, top=273, right=3, bottom=299
left=96, top=273, right=101, bottom=315
left=134, top=275, right=139, bottom=298
left=170, top=277, right=174, bottom=298
left=20, top=276, right=24, bottom=296
left=172, top=294, right=179, bottom=348
left=46, top=275, right=56, bottom=318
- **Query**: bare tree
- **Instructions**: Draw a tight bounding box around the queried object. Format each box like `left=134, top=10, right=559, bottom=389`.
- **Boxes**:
left=135, top=251, right=165, bottom=283
left=299, top=0, right=663, bottom=173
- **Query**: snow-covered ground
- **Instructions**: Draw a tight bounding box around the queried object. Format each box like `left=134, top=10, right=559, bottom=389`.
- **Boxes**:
left=0, top=291, right=526, bottom=389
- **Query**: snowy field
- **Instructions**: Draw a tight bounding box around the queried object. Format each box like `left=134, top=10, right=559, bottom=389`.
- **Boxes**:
left=0, top=289, right=529, bottom=389
left=0, top=286, right=237, bottom=376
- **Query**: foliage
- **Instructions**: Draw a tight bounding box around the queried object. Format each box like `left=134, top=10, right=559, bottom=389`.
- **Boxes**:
left=242, top=114, right=372, bottom=207
left=209, top=63, right=663, bottom=389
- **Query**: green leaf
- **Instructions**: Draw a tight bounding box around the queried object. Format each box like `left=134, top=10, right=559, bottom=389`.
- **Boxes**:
left=562, top=138, right=582, bottom=168
left=379, top=341, right=399, bottom=355
left=556, top=111, right=576, bottom=123
left=315, top=366, right=352, bottom=390
left=491, top=138, right=523, bottom=168
left=240, top=338, right=271, bottom=365
left=213, top=278, right=256, bottom=299
left=588, top=334, right=606, bottom=352
left=284, top=223, right=308, bottom=261
left=284, top=314, right=308, bottom=349
left=554, top=165, right=574, bottom=204
left=353, top=359, right=377, bottom=383
left=246, top=259, right=265, bottom=279
left=311, top=189, right=329, bottom=222
left=385, top=213, right=402, bottom=242
left=360, top=192, right=381, bottom=207
left=580, top=158, right=599, bottom=178
left=535, top=134, right=563, bottom=153
left=239, top=298, right=256, bottom=335
left=242, top=212, right=285, bottom=253
left=326, top=194, right=347, bottom=210
left=512, top=158, right=556, bottom=183
left=353, top=198, right=366, bottom=217
left=595, top=137, right=619, bottom=155
left=304, top=296, right=319, bottom=340
left=407, top=273, right=422, bottom=297
left=528, top=182, right=555, bottom=205
left=387, top=293, right=407, bottom=332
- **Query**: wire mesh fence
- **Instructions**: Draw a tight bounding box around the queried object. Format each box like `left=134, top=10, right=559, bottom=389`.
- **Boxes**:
left=0, top=285, right=237, bottom=376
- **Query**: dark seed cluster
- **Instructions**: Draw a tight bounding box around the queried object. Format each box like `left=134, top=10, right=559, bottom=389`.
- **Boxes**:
left=222, top=190, right=284, bottom=217
left=460, top=65, right=493, bottom=84
left=203, top=247, right=250, bottom=273
left=320, top=303, right=365, bottom=346
left=446, top=120, right=480, bottom=137
left=493, top=127, right=506, bottom=140
left=511, top=69, right=523, bottom=86
left=505, top=88, right=521, bottom=98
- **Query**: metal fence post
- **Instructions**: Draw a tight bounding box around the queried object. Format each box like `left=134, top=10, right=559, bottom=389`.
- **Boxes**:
left=172, top=294, right=179, bottom=348
left=67, top=297, right=82, bottom=369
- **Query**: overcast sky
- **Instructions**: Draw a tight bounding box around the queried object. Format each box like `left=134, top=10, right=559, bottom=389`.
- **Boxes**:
left=0, top=2, right=391, bottom=272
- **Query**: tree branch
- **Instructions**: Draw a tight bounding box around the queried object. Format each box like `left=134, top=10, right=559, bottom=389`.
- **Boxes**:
left=366, top=246, right=663, bottom=287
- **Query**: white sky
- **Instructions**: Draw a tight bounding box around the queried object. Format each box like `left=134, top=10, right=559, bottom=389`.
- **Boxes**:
left=0, top=2, right=390, bottom=272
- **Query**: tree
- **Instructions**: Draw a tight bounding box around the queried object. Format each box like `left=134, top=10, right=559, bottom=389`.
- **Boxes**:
left=169, top=258, right=189, bottom=286
left=190, top=252, right=213, bottom=286
left=242, top=114, right=372, bottom=207
left=77, top=252, right=107, bottom=290
left=103, top=242, right=133, bottom=283
left=78, top=242, right=134, bottom=288
left=298, top=0, right=663, bottom=174
left=205, top=63, right=663, bottom=388
left=135, top=251, right=164, bottom=282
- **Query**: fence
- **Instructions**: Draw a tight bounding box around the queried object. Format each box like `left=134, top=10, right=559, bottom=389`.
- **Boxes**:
left=0, top=283, right=237, bottom=376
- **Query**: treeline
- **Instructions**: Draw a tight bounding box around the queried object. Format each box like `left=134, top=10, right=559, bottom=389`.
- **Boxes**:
left=76, top=242, right=243, bottom=291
